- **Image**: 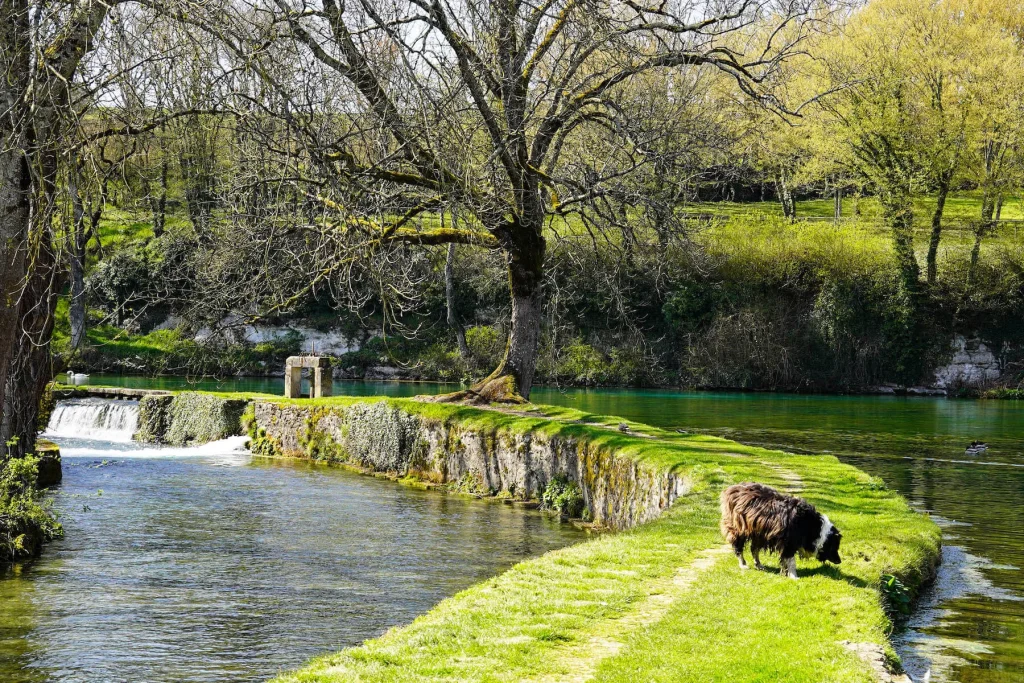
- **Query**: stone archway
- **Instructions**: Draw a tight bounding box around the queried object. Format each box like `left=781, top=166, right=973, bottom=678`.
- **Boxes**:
left=284, top=356, right=333, bottom=398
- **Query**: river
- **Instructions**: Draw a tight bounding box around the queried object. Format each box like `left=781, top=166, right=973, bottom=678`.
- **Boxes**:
left=0, top=401, right=582, bottom=683
left=7, top=375, right=1024, bottom=682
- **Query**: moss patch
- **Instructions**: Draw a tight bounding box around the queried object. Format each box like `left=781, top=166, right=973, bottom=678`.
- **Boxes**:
left=136, top=395, right=173, bottom=443
left=154, top=392, right=247, bottom=445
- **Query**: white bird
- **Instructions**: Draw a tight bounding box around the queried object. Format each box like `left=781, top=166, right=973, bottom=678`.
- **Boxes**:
left=66, top=370, right=90, bottom=386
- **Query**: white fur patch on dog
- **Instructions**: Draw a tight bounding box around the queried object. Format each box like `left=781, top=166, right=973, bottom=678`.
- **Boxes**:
left=814, top=514, right=833, bottom=553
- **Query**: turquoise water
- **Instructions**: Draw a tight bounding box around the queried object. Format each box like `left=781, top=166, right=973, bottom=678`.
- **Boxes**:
left=42, top=376, right=1024, bottom=680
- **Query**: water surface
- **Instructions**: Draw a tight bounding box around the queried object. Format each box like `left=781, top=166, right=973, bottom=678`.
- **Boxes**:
left=0, top=429, right=581, bottom=682
left=39, top=376, right=1024, bottom=681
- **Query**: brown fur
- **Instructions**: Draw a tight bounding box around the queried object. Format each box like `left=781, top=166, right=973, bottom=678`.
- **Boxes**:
left=720, top=482, right=841, bottom=578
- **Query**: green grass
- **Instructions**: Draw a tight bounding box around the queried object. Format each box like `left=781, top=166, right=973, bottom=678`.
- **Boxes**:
left=265, top=397, right=940, bottom=683
left=690, top=190, right=1024, bottom=223
left=92, top=206, right=191, bottom=254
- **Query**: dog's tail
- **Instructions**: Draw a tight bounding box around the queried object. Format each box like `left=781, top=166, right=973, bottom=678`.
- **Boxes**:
left=720, top=484, right=742, bottom=542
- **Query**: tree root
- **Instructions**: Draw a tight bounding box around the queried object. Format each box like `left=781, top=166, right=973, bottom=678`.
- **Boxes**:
left=426, top=374, right=528, bottom=405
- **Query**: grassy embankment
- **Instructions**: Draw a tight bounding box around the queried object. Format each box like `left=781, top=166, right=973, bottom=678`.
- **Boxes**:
left=230, top=394, right=941, bottom=683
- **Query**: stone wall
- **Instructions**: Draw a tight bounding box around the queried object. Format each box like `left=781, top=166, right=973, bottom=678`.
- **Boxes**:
left=251, top=400, right=690, bottom=530
left=137, top=392, right=247, bottom=445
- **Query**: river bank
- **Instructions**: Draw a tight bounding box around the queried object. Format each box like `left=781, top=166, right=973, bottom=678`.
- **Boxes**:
left=49, top=384, right=942, bottom=681
left=253, top=396, right=940, bottom=682
left=1, top=431, right=582, bottom=683
left=61, top=371, right=1024, bottom=402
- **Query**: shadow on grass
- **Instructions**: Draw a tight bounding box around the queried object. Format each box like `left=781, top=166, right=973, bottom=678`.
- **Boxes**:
left=750, top=561, right=869, bottom=587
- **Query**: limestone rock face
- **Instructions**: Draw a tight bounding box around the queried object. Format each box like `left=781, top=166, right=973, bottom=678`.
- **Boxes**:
left=933, top=336, right=1005, bottom=389
left=252, top=401, right=690, bottom=530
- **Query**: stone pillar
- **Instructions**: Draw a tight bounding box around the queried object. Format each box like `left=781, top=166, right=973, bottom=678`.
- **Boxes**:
left=284, top=358, right=302, bottom=398
left=313, top=366, right=333, bottom=398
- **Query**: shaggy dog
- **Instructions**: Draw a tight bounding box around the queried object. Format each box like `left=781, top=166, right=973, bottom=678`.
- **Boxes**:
left=720, top=482, right=842, bottom=579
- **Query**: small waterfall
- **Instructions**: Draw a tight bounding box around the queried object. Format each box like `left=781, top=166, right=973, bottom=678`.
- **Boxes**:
left=46, top=398, right=140, bottom=442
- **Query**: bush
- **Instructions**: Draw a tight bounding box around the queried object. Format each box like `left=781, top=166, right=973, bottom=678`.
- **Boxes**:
left=541, top=475, right=585, bottom=518
left=417, top=344, right=468, bottom=382
left=465, top=326, right=504, bottom=373
left=0, top=454, right=63, bottom=562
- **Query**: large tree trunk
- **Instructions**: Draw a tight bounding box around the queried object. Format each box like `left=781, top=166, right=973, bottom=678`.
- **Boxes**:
left=0, top=0, right=31, bottom=412
left=2, top=131, right=64, bottom=457
left=969, top=191, right=997, bottom=286
left=445, top=243, right=470, bottom=358
left=473, top=256, right=543, bottom=401
left=3, top=236, right=62, bottom=458
left=775, top=172, right=796, bottom=220
left=152, top=149, right=168, bottom=238
left=439, top=220, right=545, bottom=404
left=926, top=175, right=950, bottom=285
left=880, top=187, right=920, bottom=292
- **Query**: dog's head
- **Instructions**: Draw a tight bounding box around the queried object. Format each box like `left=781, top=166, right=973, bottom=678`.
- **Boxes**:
left=816, top=525, right=842, bottom=565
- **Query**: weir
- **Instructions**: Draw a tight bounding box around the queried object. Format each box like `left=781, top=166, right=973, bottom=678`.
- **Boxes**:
left=45, top=398, right=140, bottom=442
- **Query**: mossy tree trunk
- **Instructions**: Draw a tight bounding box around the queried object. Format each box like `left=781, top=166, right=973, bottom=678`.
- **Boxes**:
left=456, top=213, right=546, bottom=403
left=879, top=179, right=920, bottom=293
left=0, top=0, right=31, bottom=411
left=926, top=173, right=950, bottom=285
left=969, top=190, right=997, bottom=286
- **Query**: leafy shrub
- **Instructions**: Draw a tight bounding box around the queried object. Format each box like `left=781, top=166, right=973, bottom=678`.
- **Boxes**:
left=982, top=387, right=1024, bottom=399
left=449, top=472, right=491, bottom=496
left=417, top=344, right=468, bottom=382
left=554, top=340, right=608, bottom=385
left=541, top=475, right=585, bottom=518
left=0, top=454, right=63, bottom=562
left=465, top=326, right=504, bottom=372
left=880, top=573, right=913, bottom=616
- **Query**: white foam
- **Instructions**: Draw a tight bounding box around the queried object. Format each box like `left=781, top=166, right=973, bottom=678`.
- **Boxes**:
left=59, top=435, right=251, bottom=460
left=45, top=399, right=139, bottom=442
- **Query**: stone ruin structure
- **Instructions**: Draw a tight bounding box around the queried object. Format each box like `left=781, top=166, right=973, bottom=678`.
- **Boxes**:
left=284, top=356, right=333, bottom=398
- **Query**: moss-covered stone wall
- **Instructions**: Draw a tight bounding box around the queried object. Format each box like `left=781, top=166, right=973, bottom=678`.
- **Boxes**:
left=251, top=400, right=689, bottom=530
left=136, top=392, right=247, bottom=445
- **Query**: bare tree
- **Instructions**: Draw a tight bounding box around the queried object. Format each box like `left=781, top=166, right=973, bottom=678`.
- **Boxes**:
left=1, top=0, right=123, bottom=454
left=182, top=0, right=826, bottom=401
left=1, top=0, right=210, bottom=455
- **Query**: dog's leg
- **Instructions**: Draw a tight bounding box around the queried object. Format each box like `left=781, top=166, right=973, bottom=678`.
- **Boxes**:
left=780, top=555, right=798, bottom=580
left=751, top=543, right=764, bottom=570
left=732, top=538, right=748, bottom=569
